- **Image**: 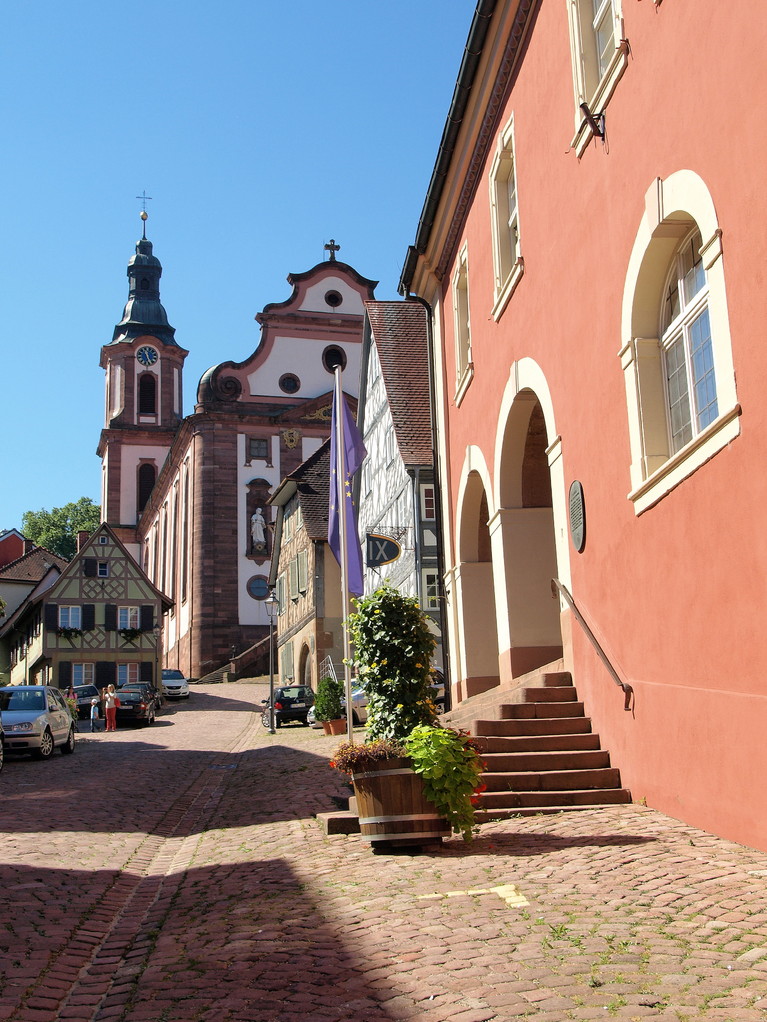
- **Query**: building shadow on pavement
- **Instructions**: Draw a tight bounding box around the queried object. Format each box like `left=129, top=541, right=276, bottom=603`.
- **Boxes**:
left=0, top=856, right=402, bottom=1022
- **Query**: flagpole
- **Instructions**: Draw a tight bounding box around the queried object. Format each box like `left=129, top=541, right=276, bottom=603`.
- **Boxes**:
left=333, top=366, right=355, bottom=744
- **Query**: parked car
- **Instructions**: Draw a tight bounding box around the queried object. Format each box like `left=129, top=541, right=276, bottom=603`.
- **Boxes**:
left=0, top=720, right=4, bottom=771
left=73, top=684, right=101, bottom=720
left=429, top=670, right=446, bottom=708
left=307, top=686, right=368, bottom=727
left=261, top=685, right=315, bottom=728
left=115, top=683, right=159, bottom=727
left=161, top=668, right=191, bottom=700
left=0, top=685, right=76, bottom=759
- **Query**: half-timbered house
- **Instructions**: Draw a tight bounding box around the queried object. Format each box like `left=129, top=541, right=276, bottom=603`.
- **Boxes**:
left=0, top=523, right=170, bottom=690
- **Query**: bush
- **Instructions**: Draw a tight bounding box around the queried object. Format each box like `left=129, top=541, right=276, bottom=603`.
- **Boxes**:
left=346, top=583, right=438, bottom=744
left=314, top=675, right=344, bottom=723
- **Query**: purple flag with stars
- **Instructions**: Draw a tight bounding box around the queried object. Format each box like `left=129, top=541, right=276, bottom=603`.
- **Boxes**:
left=328, top=385, right=367, bottom=596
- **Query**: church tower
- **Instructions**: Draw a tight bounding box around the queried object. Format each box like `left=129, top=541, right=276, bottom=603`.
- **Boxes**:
left=97, top=213, right=188, bottom=555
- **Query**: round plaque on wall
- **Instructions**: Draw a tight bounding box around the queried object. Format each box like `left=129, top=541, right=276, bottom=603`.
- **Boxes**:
left=569, top=480, right=586, bottom=553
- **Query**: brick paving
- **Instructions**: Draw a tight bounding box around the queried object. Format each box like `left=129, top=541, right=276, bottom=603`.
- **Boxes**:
left=1, top=683, right=767, bottom=1021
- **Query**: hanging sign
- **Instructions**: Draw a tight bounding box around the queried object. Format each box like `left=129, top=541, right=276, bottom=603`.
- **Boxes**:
left=366, top=533, right=401, bottom=567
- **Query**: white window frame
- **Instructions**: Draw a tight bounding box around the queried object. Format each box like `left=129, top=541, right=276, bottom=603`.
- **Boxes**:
left=59, top=606, right=81, bottom=629
left=620, top=172, right=740, bottom=515
left=421, top=568, right=440, bottom=612
left=489, top=115, right=524, bottom=320
left=567, top=0, right=628, bottom=155
left=97, top=561, right=109, bottom=578
left=420, top=484, right=436, bottom=521
left=118, top=606, right=139, bottom=629
left=72, top=663, right=95, bottom=685
left=453, top=243, right=473, bottom=405
left=117, top=663, right=140, bottom=687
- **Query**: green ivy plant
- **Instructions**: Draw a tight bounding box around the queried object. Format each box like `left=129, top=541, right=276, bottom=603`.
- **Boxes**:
left=404, top=725, right=486, bottom=841
left=314, top=675, right=344, bottom=723
left=346, top=583, right=438, bottom=743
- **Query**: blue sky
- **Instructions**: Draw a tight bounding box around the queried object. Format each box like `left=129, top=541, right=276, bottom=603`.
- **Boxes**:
left=1, top=2, right=472, bottom=532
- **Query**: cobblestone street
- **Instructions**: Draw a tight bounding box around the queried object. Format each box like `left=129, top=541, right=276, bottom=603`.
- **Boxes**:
left=2, top=683, right=767, bottom=1022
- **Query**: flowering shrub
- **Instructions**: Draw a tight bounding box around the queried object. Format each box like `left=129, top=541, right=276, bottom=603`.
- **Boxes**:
left=330, top=738, right=405, bottom=774
left=346, top=583, right=438, bottom=743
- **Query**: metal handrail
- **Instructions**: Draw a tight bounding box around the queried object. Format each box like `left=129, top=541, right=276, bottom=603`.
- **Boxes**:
left=551, top=579, right=633, bottom=711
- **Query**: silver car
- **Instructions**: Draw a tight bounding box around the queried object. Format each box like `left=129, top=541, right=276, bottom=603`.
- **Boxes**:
left=0, top=686, right=76, bottom=759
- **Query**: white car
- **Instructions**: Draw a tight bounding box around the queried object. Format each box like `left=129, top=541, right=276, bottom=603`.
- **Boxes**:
left=161, top=669, right=191, bottom=699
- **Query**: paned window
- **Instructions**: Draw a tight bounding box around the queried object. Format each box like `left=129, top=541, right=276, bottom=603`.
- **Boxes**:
left=567, top=0, right=627, bottom=152
left=249, top=437, right=269, bottom=461
left=489, top=117, right=524, bottom=317
left=97, top=561, right=109, bottom=577
left=73, top=663, right=95, bottom=685
left=420, top=485, right=436, bottom=521
left=118, top=606, right=139, bottom=629
left=453, top=244, right=473, bottom=401
left=59, top=606, right=81, bottom=629
left=661, top=230, right=717, bottom=453
left=117, top=663, right=139, bottom=686
left=421, top=569, right=440, bottom=611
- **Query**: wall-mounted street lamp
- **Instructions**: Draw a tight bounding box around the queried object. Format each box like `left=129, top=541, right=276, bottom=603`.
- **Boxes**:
left=265, top=590, right=279, bottom=734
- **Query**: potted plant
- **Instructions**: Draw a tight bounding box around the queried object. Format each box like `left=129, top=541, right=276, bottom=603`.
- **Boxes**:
left=314, top=675, right=346, bottom=736
left=331, top=584, right=485, bottom=846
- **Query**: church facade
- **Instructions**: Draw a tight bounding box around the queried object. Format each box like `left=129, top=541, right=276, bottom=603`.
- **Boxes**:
left=99, top=228, right=376, bottom=680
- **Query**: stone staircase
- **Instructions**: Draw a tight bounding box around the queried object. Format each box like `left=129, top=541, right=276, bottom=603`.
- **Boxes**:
left=444, top=670, right=631, bottom=817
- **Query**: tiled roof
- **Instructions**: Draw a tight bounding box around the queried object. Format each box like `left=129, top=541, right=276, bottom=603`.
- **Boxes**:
left=0, top=546, right=68, bottom=581
left=364, top=301, right=432, bottom=467
left=290, top=441, right=331, bottom=540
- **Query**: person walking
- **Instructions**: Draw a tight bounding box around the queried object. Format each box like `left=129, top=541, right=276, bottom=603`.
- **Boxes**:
left=89, top=698, right=102, bottom=733
left=104, top=684, right=120, bottom=732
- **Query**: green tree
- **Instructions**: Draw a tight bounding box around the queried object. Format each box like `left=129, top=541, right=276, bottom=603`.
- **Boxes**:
left=21, top=497, right=101, bottom=560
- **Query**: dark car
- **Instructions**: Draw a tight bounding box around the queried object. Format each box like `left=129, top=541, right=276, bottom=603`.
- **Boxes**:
left=73, top=684, right=101, bottom=720
left=115, top=684, right=159, bottom=727
left=261, top=685, right=315, bottom=728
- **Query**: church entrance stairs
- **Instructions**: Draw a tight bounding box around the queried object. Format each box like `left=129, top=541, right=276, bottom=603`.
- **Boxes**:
left=442, top=668, right=631, bottom=817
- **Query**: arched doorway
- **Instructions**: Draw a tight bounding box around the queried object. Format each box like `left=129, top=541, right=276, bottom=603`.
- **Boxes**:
left=298, top=643, right=312, bottom=688
left=454, top=467, right=501, bottom=700
left=495, top=389, right=563, bottom=679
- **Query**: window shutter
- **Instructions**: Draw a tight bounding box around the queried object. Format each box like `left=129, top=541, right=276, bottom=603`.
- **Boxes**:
left=83, top=559, right=97, bottom=577
left=298, top=549, right=308, bottom=594
left=82, top=604, right=95, bottom=630
left=104, top=605, right=117, bottom=631
left=59, top=661, right=72, bottom=687
left=289, top=558, right=298, bottom=600
left=140, top=661, right=153, bottom=684
left=95, top=661, right=116, bottom=688
left=45, top=604, right=58, bottom=631
left=140, top=605, right=154, bottom=631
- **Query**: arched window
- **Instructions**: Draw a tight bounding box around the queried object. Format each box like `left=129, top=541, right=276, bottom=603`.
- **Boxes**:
left=137, top=463, right=156, bottom=514
left=620, top=172, right=739, bottom=514
left=138, top=373, right=156, bottom=414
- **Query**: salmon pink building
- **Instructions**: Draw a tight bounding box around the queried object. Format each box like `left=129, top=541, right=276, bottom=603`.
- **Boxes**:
left=400, top=0, right=767, bottom=850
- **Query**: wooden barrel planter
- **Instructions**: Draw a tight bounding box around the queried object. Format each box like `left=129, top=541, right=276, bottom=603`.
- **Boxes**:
left=351, top=757, right=450, bottom=849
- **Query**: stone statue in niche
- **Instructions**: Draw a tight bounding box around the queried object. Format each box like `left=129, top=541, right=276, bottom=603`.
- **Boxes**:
left=250, top=507, right=267, bottom=554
